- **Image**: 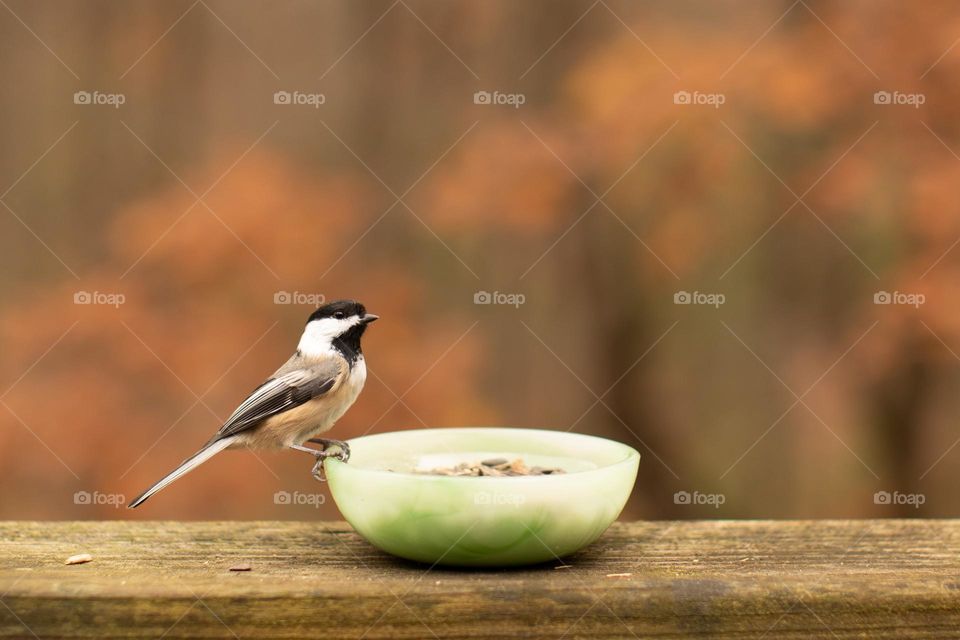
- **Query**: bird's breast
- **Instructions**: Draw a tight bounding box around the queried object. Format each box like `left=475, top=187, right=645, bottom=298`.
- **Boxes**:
left=242, top=356, right=367, bottom=449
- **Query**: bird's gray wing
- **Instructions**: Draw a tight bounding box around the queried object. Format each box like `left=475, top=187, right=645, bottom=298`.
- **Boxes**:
left=213, top=358, right=344, bottom=440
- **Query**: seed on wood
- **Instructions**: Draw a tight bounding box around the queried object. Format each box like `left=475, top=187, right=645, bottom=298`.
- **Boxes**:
left=65, top=553, right=93, bottom=565
left=229, top=564, right=252, bottom=572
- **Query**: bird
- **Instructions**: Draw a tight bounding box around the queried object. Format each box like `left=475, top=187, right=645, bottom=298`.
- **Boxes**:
left=128, top=299, right=378, bottom=508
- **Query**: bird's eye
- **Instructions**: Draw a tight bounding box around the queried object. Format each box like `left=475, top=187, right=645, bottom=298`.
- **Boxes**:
left=333, top=311, right=345, bottom=319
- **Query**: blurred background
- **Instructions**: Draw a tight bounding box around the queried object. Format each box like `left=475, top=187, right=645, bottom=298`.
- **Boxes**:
left=1, top=0, right=959, bottom=520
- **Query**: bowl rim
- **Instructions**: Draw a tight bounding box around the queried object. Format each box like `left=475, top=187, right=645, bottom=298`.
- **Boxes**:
left=324, top=426, right=641, bottom=480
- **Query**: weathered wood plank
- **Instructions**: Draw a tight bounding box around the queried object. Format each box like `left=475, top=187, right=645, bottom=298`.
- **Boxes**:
left=1, top=520, right=959, bottom=638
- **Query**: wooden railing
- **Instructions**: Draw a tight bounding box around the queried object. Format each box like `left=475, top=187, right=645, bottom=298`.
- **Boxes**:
left=1, top=520, right=958, bottom=638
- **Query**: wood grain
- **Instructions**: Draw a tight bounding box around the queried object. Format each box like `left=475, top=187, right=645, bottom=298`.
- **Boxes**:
left=1, top=520, right=959, bottom=638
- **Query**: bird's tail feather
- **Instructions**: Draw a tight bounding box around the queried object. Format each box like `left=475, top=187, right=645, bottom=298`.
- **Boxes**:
left=127, top=438, right=232, bottom=508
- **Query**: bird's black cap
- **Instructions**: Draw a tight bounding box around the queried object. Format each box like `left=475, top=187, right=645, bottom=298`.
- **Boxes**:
left=307, top=300, right=368, bottom=324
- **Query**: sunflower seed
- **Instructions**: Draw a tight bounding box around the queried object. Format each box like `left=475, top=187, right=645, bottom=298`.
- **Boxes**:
left=65, top=553, right=93, bottom=565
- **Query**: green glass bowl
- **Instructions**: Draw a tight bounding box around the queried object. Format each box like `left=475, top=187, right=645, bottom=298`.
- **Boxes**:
left=324, top=427, right=640, bottom=567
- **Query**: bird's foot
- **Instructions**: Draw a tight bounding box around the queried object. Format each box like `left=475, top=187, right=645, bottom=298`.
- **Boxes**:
left=307, top=437, right=350, bottom=463
left=311, top=457, right=327, bottom=482
left=308, top=450, right=342, bottom=482
left=304, top=438, right=350, bottom=482
left=290, top=441, right=349, bottom=482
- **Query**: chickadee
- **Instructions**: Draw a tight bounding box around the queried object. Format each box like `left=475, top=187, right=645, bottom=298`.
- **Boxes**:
left=129, top=300, right=378, bottom=508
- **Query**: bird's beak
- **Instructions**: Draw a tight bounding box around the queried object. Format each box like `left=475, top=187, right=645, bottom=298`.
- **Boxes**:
left=361, top=313, right=379, bottom=324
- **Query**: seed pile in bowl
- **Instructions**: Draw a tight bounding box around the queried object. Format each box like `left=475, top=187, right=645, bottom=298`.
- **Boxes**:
left=415, top=457, right=565, bottom=477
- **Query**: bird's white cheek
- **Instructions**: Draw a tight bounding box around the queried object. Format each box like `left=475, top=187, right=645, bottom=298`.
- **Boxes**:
left=297, top=324, right=334, bottom=357
left=297, top=318, right=355, bottom=356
